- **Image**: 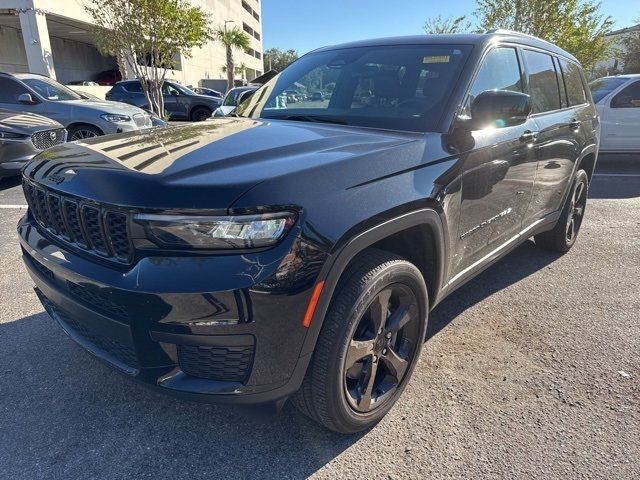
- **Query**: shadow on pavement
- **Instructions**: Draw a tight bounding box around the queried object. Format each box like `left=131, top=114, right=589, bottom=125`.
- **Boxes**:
left=588, top=175, right=640, bottom=199
left=0, top=176, right=21, bottom=191
left=428, top=240, right=561, bottom=339
left=0, top=311, right=360, bottom=479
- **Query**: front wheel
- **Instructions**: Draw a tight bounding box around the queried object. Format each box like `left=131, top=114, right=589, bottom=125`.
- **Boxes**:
left=292, top=250, right=428, bottom=433
left=68, top=125, right=102, bottom=141
left=190, top=106, right=212, bottom=122
left=535, top=169, right=589, bottom=252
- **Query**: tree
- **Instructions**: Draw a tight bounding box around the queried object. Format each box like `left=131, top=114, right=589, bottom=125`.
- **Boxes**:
left=424, top=15, right=472, bottom=34
left=475, top=0, right=614, bottom=70
left=214, top=26, right=251, bottom=91
left=85, top=0, right=212, bottom=118
left=263, top=48, right=299, bottom=72
left=620, top=23, right=640, bottom=73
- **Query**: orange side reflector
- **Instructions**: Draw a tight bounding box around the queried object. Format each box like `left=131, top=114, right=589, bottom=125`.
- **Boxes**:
left=302, top=281, right=325, bottom=328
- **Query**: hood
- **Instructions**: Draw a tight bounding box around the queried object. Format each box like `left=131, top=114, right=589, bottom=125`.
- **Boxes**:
left=191, top=94, right=221, bottom=105
left=0, top=108, right=63, bottom=134
left=57, top=99, right=148, bottom=115
left=23, top=118, right=423, bottom=210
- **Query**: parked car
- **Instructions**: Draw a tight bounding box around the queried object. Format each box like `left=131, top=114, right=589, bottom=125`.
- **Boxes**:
left=310, top=91, right=324, bottom=101
left=106, top=80, right=221, bottom=121
left=212, top=86, right=258, bottom=117
left=94, top=69, right=121, bottom=86
left=67, top=81, right=99, bottom=86
left=0, top=108, right=66, bottom=178
left=191, top=87, right=224, bottom=99
left=0, top=72, right=153, bottom=140
left=18, top=31, right=598, bottom=434
left=589, top=74, right=640, bottom=152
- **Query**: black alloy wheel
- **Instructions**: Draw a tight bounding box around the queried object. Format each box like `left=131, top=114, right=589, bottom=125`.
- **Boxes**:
left=292, top=250, right=428, bottom=433
left=344, top=284, right=421, bottom=412
left=535, top=169, right=589, bottom=252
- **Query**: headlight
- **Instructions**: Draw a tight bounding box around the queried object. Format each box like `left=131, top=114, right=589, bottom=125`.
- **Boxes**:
left=0, top=130, right=28, bottom=140
left=134, top=212, right=296, bottom=249
left=101, top=114, right=132, bottom=123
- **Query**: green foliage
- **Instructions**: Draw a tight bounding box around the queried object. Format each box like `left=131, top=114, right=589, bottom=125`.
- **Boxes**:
left=84, top=0, right=212, bottom=117
left=214, top=26, right=251, bottom=91
left=423, top=15, right=473, bottom=34
left=263, top=48, right=299, bottom=72
left=475, top=0, right=614, bottom=70
left=620, top=23, right=640, bottom=73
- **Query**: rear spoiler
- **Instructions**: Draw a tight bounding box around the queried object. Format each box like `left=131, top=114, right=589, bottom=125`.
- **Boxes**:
left=248, top=70, right=278, bottom=86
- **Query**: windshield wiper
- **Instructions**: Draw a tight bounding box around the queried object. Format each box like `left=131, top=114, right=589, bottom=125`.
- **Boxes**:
left=272, top=114, right=348, bottom=125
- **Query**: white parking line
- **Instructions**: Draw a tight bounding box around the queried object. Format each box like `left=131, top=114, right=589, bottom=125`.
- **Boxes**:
left=0, top=204, right=28, bottom=209
left=593, top=173, right=640, bottom=177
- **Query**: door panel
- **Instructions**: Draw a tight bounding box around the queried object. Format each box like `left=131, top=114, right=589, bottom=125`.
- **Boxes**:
left=453, top=46, right=537, bottom=276
left=601, top=81, right=640, bottom=151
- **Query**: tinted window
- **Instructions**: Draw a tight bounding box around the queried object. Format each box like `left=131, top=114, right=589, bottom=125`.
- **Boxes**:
left=611, top=81, right=640, bottom=108
left=124, top=82, right=143, bottom=93
left=589, top=77, right=632, bottom=103
left=559, top=59, right=586, bottom=106
left=235, top=44, right=472, bottom=133
left=0, top=77, right=30, bottom=103
left=469, top=47, right=523, bottom=102
left=523, top=50, right=561, bottom=113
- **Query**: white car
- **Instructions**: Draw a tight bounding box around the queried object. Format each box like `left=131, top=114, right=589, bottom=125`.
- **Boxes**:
left=590, top=74, right=640, bottom=152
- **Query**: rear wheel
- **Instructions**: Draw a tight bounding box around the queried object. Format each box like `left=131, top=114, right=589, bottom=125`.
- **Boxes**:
left=68, top=125, right=102, bottom=141
left=535, top=169, right=589, bottom=252
left=190, top=106, right=212, bottom=122
left=293, top=250, right=428, bottom=433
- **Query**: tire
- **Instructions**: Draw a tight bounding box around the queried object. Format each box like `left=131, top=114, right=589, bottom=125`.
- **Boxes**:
left=292, top=250, right=428, bottom=433
left=535, top=169, right=589, bottom=252
left=68, top=125, right=103, bottom=141
left=190, top=106, right=212, bottom=122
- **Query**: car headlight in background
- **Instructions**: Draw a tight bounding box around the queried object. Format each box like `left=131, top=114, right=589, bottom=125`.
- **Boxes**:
left=100, top=114, right=132, bottom=123
left=0, top=130, right=29, bottom=140
left=134, top=212, right=297, bottom=249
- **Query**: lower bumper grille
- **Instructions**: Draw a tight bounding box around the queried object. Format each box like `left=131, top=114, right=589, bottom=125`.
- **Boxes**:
left=177, top=344, right=254, bottom=382
left=36, top=289, right=139, bottom=369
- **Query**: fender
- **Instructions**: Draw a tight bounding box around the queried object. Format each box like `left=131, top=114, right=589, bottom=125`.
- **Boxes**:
left=299, top=208, right=447, bottom=357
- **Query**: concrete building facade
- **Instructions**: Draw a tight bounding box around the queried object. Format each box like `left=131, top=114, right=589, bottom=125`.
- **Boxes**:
left=0, top=0, right=263, bottom=89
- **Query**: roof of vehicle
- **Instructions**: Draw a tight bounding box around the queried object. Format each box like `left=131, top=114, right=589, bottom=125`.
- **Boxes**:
left=311, top=30, right=579, bottom=64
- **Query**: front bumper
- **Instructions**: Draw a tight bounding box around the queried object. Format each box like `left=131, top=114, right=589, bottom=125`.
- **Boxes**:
left=0, top=140, right=38, bottom=177
left=18, top=213, right=325, bottom=404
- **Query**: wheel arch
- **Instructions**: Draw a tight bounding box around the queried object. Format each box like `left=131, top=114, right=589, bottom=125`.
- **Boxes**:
left=66, top=122, right=104, bottom=136
left=299, top=208, right=447, bottom=357
left=189, top=104, right=213, bottom=116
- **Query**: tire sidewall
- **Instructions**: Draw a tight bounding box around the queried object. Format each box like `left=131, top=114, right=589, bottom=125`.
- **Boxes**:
left=328, top=262, right=428, bottom=431
left=564, top=169, right=589, bottom=249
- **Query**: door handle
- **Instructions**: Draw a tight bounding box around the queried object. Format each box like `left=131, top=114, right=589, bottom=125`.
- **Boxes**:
left=569, top=120, right=582, bottom=131
left=519, top=130, right=539, bottom=143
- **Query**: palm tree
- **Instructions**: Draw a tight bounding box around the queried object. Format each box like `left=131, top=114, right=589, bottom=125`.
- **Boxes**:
left=214, top=26, right=251, bottom=91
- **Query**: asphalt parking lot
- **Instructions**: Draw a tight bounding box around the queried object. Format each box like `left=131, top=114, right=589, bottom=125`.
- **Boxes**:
left=0, top=155, right=638, bottom=479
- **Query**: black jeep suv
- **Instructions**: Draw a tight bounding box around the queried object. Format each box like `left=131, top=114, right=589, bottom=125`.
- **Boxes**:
left=18, top=31, right=598, bottom=433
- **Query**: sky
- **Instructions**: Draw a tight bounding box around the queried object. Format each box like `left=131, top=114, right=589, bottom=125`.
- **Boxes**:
left=262, top=0, right=640, bottom=55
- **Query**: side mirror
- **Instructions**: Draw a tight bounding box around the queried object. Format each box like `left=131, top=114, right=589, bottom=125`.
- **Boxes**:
left=18, top=93, right=38, bottom=105
left=468, top=90, right=531, bottom=129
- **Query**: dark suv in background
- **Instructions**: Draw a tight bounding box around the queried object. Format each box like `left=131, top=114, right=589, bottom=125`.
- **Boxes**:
left=19, top=31, right=598, bottom=433
left=106, top=80, right=221, bottom=121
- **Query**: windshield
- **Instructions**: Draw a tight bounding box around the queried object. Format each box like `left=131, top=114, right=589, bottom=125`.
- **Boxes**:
left=589, top=77, right=629, bottom=103
left=234, top=44, right=471, bottom=132
left=170, top=83, right=196, bottom=96
left=22, top=77, right=82, bottom=101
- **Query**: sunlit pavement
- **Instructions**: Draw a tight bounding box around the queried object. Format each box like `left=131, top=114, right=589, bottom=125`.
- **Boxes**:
left=0, top=153, right=638, bottom=479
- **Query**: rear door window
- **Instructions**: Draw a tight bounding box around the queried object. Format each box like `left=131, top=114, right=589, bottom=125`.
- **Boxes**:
left=124, top=82, right=143, bottom=93
left=559, top=59, right=587, bottom=106
left=523, top=50, right=561, bottom=113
